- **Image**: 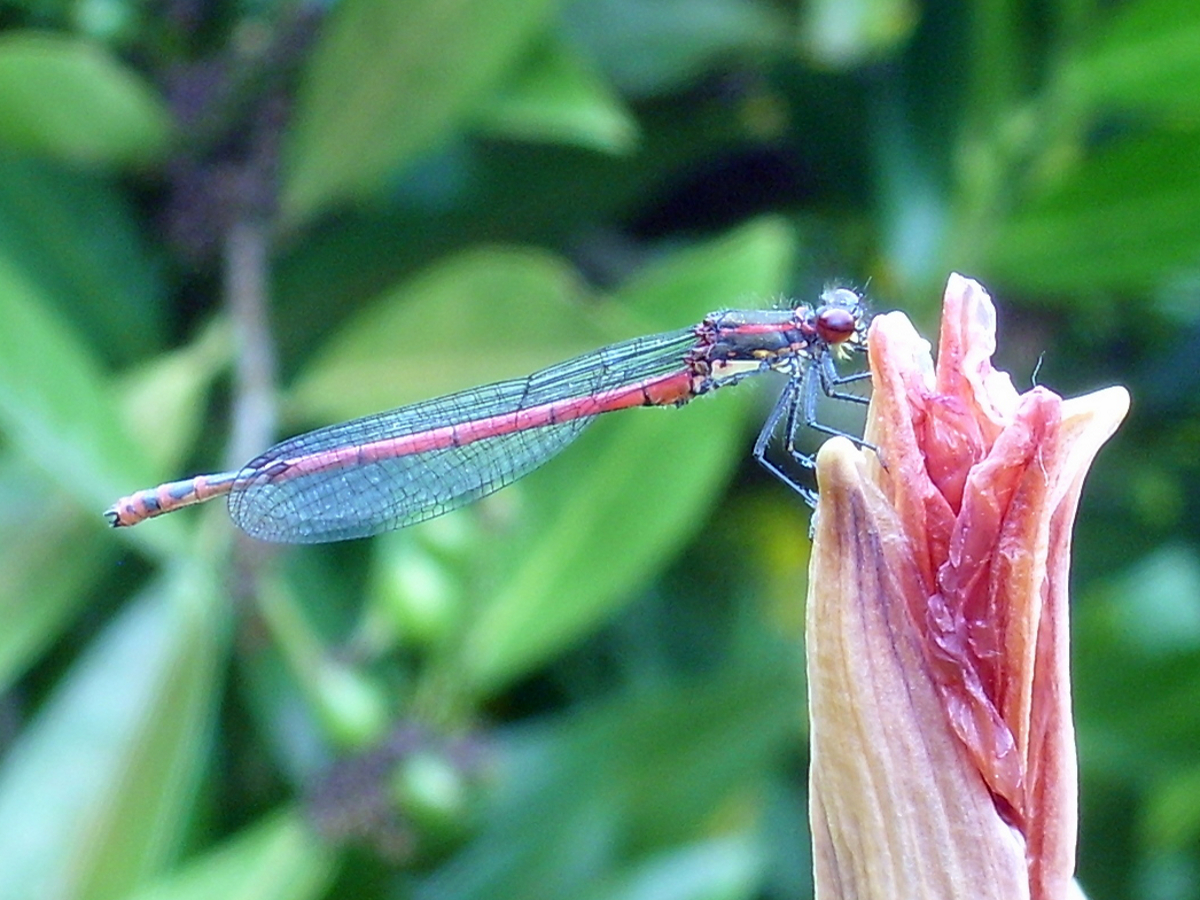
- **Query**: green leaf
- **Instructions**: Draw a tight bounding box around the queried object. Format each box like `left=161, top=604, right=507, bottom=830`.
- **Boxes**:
left=614, top=216, right=798, bottom=324
left=255, top=574, right=391, bottom=749
left=287, top=246, right=595, bottom=425
left=1103, top=544, right=1200, bottom=654
left=0, top=458, right=114, bottom=691
left=474, top=36, right=639, bottom=154
left=0, top=249, right=190, bottom=560
left=417, top=656, right=796, bottom=900
left=115, top=318, right=231, bottom=475
left=0, top=153, right=166, bottom=366
left=983, top=130, right=1200, bottom=292
left=455, top=219, right=796, bottom=693
left=0, top=33, right=170, bottom=166
left=122, top=809, right=336, bottom=900
left=1074, top=574, right=1200, bottom=765
left=584, top=836, right=764, bottom=900
left=562, top=0, right=784, bottom=95
left=458, top=397, right=751, bottom=693
left=1143, top=765, right=1200, bottom=852
left=799, top=0, right=919, bottom=69
left=0, top=565, right=225, bottom=900
left=283, top=0, right=559, bottom=223
left=0, top=245, right=185, bottom=556
left=1062, top=0, right=1200, bottom=117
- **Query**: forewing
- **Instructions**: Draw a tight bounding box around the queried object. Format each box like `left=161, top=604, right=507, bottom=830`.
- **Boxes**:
left=228, top=328, right=697, bottom=542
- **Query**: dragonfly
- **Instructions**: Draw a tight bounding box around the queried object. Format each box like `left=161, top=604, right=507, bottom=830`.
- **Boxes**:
left=106, top=287, right=873, bottom=544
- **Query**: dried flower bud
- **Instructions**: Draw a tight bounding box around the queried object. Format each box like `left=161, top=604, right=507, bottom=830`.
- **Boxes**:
left=807, top=274, right=1128, bottom=900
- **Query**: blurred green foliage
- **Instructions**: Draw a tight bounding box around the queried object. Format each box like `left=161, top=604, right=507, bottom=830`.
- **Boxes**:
left=0, top=0, right=1196, bottom=899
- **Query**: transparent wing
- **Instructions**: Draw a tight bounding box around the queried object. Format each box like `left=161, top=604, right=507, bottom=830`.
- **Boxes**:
left=228, top=327, right=698, bottom=542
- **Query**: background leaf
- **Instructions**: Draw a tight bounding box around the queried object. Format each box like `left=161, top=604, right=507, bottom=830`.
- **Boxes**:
left=288, top=246, right=594, bottom=424
left=562, top=0, right=784, bottom=95
left=0, top=460, right=115, bottom=690
left=1062, top=0, right=1200, bottom=117
left=0, top=153, right=165, bottom=366
left=475, top=36, right=639, bottom=154
left=283, top=0, right=559, bottom=222
left=0, top=567, right=223, bottom=900
left=0, top=33, right=169, bottom=165
left=983, top=131, right=1200, bottom=292
left=0, top=243, right=183, bottom=559
left=123, top=810, right=336, bottom=900
left=416, top=653, right=797, bottom=900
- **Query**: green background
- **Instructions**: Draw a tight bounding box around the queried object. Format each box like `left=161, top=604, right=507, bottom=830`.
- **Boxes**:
left=0, top=0, right=1196, bottom=898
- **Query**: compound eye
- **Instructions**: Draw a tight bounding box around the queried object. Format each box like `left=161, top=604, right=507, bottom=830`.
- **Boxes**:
left=815, top=306, right=857, bottom=344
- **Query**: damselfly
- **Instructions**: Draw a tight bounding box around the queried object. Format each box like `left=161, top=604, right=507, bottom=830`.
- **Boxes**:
left=106, top=287, right=873, bottom=543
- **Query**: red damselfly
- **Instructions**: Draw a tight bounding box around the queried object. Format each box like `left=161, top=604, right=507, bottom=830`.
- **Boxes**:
left=106, top=287, right=873, bottom=543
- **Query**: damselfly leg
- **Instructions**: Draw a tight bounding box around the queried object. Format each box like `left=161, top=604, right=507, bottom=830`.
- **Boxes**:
left=751, top=347, right=875, bottom=506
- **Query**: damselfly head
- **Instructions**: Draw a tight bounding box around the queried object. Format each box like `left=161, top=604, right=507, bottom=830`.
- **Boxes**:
left=813, top=287, right=870, bottom=352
